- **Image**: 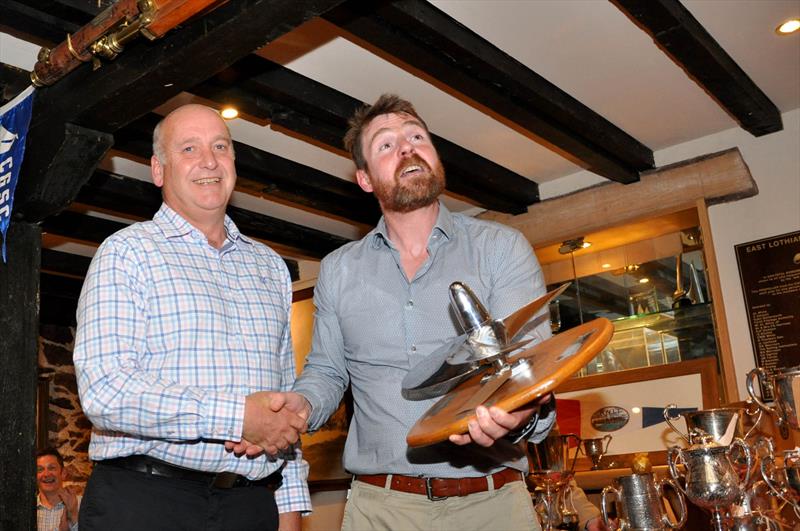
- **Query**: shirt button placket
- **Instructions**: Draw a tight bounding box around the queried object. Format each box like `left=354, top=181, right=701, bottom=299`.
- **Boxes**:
left=406, top=288, right=416, bottom=355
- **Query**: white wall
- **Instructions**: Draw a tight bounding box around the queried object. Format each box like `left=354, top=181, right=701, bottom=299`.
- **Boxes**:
left=657, top=108, right=800, bottom=400
left=542, top=109, right=800, bottom=400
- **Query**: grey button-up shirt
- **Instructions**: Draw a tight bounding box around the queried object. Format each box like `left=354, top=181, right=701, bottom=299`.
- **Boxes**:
left=293, top=202, right=554, bottom=477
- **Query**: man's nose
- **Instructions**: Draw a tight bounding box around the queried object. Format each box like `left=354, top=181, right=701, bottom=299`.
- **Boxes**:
left=398, top=137, right=415, bottom=157
left=199, top=146, right=219, bottom=168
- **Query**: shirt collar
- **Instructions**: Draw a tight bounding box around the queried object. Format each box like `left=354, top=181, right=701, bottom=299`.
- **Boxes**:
left=37, top=492, right=63, bottom=509
left=370, top=200, right=453, bottom=249
left=153, top=203, right=252, bottom=246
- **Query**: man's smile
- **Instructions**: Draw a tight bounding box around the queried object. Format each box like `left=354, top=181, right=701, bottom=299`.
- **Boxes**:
left=192, top=177, right=222, bottom=185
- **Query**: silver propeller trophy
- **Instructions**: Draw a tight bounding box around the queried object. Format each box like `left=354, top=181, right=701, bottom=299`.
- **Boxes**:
left=403, top=281, right=612, bottom=449
left=401, top=281, right=570, bottom=401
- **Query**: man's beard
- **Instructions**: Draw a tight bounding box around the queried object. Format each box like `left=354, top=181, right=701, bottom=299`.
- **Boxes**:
left=371, top=154, right=446, bottom=213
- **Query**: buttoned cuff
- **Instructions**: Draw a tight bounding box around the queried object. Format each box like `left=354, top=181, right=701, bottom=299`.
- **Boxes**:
left=201, top=392, right=245, bottom=441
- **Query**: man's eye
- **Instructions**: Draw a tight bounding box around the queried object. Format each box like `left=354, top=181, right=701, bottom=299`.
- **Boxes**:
left=183, top=146, right=195, bottom=153
left=411, top=134, right=424, bottom=141
left=214, top=143, right=228, bottom=151
left=378, top=142, right=391, bottom=152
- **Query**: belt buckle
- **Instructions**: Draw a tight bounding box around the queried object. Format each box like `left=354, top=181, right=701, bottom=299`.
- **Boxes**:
left=211, top=472, right=239, bottom=489
left=424, top=477, right=447, bottom=501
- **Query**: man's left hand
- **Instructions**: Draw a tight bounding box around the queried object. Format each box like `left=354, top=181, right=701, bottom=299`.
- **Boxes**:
left=448, top=393, right=551, bottom=447
left=57, top=488, right=79, bottom=530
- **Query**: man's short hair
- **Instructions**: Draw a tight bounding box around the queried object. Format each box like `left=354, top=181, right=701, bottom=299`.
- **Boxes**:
left=152, top=116, right=167, bottom=163
left=343, top=94, right=430, bottom=170
left=36, top=446, right=64, bottom=468
left=151, top=105, right=235, bottom=163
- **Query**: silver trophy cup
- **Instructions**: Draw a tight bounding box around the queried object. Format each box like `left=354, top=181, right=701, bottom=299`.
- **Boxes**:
left=759, top=441, right=800, bottom=513
left=746, top=365, right=800, bottom=439
left=664, top=404, right=761, bottom=445
left=602, top=472, right=686, bottom=530
left=581, top=434, right=612, bottom=470
left=668, top=434, right=752, bottom=531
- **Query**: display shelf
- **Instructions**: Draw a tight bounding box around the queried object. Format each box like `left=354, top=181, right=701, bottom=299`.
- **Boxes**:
left=580, top=302, right=717, bottom=376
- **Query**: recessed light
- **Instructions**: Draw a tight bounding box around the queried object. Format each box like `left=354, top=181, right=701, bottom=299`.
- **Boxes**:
left=639, top=277, right=649, bottom=284
left=601, top=263, right=611, bottom=269
left=220, top=107, right=239, bottom=120
left=776, top=18, right=800, bottom=34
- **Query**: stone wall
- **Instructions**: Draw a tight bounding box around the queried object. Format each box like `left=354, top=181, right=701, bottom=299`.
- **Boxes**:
left=38, top=324, right=91, bottom=492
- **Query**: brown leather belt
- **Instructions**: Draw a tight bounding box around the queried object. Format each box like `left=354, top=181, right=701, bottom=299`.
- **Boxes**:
left=355, top=468, right=523, bottom=500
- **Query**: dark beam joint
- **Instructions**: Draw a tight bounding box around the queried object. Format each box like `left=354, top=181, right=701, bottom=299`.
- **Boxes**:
left=0, top=0, right=84, bottom=45
left=16, top=0, right=348, bottom=223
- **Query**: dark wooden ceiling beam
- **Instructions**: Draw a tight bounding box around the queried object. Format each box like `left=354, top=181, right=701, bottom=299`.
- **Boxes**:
left=41, top=248, right=92, bottom=278
left=194, top=56, right=539, bottom=213
left=70, top=171, right=350, bottom=260
left=40, top=272, right=82, bottom=326
left=42, top=210, right=128, bottom=245
left=113, top=113, right=380, bottom=225
left=0, top=0, right=83, bottom=45
left=324, top=0, right=654, bottom=184
left=41, top=240, right=300, bottom=283
left=18, top=123, right=115, bottom=222
left=1, top=63, right=32, bottom=104
left=14, top=0, right=348, bottom=223
left=613, top=0, right=782, bottom=137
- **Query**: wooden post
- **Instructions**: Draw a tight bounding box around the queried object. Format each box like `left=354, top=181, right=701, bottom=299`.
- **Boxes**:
left=696, top=198, right=739, bottom=402
left=0, top=221, right=41, bottom=531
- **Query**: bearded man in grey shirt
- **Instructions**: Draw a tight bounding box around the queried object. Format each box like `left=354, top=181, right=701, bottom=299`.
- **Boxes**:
left=242, top=94, right=555, bottom=530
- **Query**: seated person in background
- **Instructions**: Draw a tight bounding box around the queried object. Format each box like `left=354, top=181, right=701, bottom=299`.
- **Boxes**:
left=36, top=447, right=80, bottom=531
left=566, top=478, right=608, bottom=531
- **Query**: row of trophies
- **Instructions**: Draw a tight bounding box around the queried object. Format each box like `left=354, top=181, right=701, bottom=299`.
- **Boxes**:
left=525, top=365, right=799, bottom=530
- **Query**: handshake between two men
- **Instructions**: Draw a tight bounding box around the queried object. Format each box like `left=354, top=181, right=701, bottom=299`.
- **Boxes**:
left=225, top=391, right=313, bottom=457
left=226, top=390, right=550, bottom=456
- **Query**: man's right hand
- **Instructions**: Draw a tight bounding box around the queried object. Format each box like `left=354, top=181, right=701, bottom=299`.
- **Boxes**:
left=234, top=392, right=311, bottom=456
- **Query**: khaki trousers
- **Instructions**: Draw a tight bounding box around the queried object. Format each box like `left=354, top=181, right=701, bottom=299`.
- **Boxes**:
left=341, top=477, right=541, bottom=531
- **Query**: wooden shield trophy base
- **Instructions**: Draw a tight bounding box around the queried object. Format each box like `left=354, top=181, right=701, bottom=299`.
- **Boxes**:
left=406, top=318, right=614, bottom=447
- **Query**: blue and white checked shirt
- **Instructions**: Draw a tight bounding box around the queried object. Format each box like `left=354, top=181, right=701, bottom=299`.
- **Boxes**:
left=37, top=494, right=80, bottom=531
left=294, top=202, right=555, bottom=478
left=74, top=204, right=310, bottom=514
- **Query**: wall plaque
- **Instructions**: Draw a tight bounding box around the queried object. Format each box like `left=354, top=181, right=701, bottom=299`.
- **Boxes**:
left=735, top=230, right=800, bottom=400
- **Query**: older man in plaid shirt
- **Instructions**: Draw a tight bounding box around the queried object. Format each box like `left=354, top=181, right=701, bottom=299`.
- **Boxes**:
left=74, top=104, right=310, bottom=531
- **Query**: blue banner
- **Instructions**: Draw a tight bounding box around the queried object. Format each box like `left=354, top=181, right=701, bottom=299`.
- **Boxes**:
left=0, top=85, right=35, bottom=263
left=641, top=406, right=697, bottom=429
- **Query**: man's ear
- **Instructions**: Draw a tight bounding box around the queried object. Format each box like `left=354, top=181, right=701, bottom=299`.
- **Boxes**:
left=356, top=169, right=373, bottom=193
left=151, top=155, right=164, bottom=187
